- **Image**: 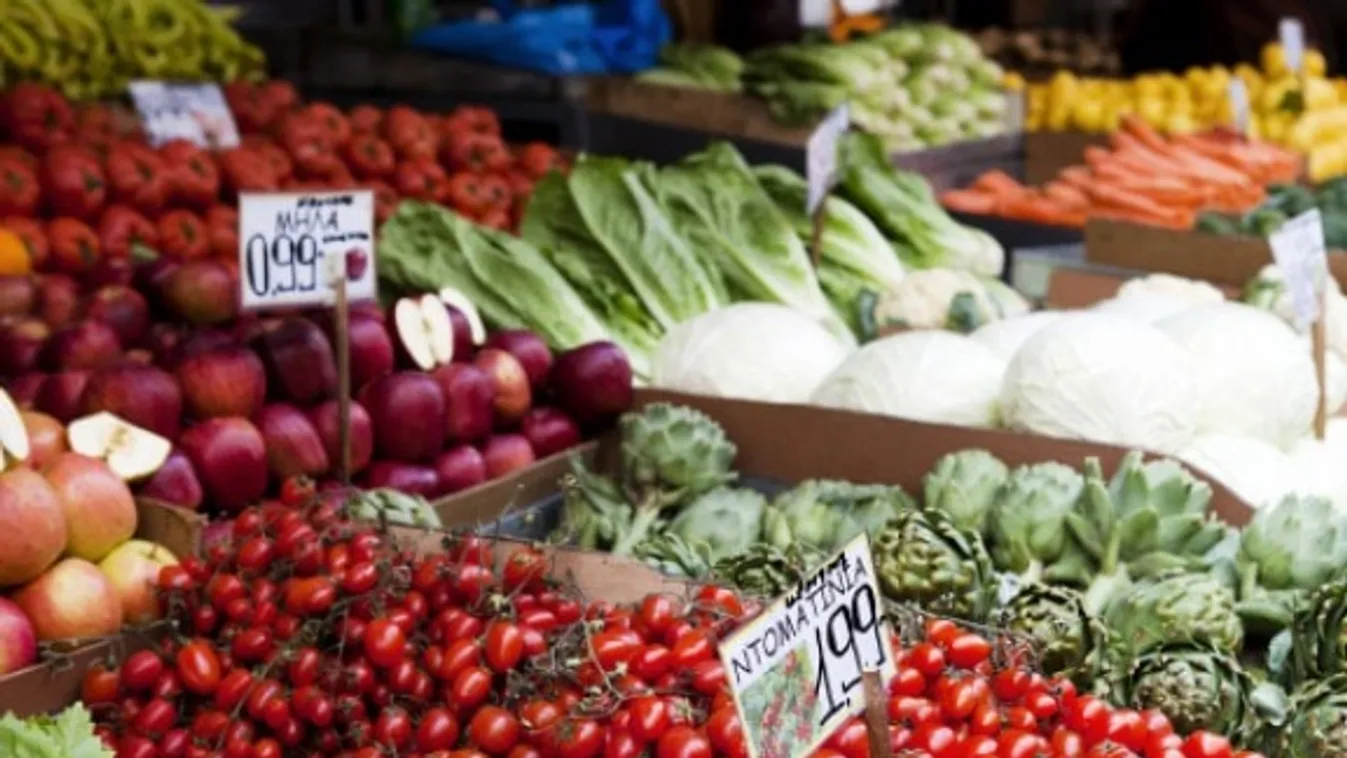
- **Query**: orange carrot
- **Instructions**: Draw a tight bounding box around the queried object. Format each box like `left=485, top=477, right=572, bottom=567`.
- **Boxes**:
left=1044, top=181, right=1089, bottom=209
left=1121, top=116, right=1170, bottom=152
left=939, top=189, right=998, bottom=215
left=971, top=170, right=1027, bottom=197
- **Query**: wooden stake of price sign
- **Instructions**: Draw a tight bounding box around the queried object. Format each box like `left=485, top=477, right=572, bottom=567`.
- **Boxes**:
left=718, top=534, right=896, bottom=758
left=237, top=189, right=378, bottom=482
left=806, top=104, right=851, bottom=267
left=1268, top=208, right=1330, bottom=439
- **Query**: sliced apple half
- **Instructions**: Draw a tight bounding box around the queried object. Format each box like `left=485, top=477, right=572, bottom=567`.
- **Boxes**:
left=439, top=287, right=486, bottom=346
left=67, top=411, right=172, bottom=481
left=393, top=294, right=455, bottom=370
left=0, top=388, right=30, bottom=468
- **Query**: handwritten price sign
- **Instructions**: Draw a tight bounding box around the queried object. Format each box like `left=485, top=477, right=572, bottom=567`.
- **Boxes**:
left=719, top=535, right=895, bottom=758
left=806, top=104, right=850, bottom=215
left=127, top=81, right=240, bottom=149
left=1268, top=209, right=1329, bottom=330
left=237, top=190, right=377, bottom=310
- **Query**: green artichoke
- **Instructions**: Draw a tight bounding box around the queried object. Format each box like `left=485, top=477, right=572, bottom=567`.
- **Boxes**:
left=712, top=543, right=825, bottom=599
left=1287, top=576, right=1347, bottom=687
left=1106, top=571, right=1244, bottom=658
left=1117, top=643, right=1260, bottom=738
left=632, top=533, right=714, bottom=579
left=556, top=457, right=632, bottom=550
left=613, top=403, right=738, bottom=554
left=762, top=480, right=913, bottom=554
left=922, top=449, right=1008, bottom=535
left=664, top=487, right=766, bottom=564
left=1239, top=493, right=1347, bottom=594
left=987, top=462, right=1092, bottom=586
left=873, top=508, right=998, bottom=622
left=995, top=583, right=1108, bottom=685
left=1264, top=675, right=1347, bottom=757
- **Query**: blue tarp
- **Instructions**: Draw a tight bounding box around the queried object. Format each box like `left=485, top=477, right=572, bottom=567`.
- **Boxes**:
left=408, top=0, right=671, bottom=76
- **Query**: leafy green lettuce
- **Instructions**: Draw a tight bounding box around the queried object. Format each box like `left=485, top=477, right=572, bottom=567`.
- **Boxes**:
left=0, top=704, right=113, bottom=758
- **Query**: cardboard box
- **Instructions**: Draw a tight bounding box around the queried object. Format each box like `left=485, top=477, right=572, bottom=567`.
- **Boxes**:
left=438, top=389, right=1257, bottom=535
left=1085, top=217, right=1347, bottom=290
left=0, top=499, right=204, bottom=718
left=1024, top=130, right=1105, bottom=185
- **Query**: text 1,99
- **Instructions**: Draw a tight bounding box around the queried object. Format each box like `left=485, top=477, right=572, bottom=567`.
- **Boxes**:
left=811, top=585, right=887, bottom=726
left=245, top=233, right=322, bottom=299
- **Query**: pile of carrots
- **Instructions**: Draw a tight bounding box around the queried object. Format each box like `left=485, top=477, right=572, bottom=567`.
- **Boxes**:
left=942, top=116, right=1303, bottom=229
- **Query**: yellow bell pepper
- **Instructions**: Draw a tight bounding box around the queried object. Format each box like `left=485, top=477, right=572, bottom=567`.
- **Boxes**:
left=1308, top=142, right=1347, bottom=183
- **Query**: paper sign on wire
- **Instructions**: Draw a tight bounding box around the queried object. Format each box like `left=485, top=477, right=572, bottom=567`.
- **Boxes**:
left=1268, top=208, right=1328, bottom=330
left=1280, top=18, right=1306, bottom=74
left=806, top=104, right=851, bottom=215
left=238, top=190, right=377, bottom=310
left=1226, top=79, right=1251, bottom=135
left=128, top=81, right=240, bottom=149
left=719, top=534, right=896, bottom=758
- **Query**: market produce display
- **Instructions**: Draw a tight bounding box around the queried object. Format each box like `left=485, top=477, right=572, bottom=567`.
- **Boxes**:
left=380, top=132, right=1004, bottom=377
left=0, top=445, right=181, bottom=674
left=1025, top=42, right=1347, bottom=180
left=944, top=119, right=1301, bottom=229
left=1198, top=178, right=1347, bottom=249
left=548, top=404, right=1347, bottom=750
left=0, top=0, right=264, bottom=100
left=640, top=25, right=1009, bottom=151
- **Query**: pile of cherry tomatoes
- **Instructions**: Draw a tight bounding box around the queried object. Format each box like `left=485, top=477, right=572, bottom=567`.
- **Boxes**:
left=76, top=487, right=1257, bottom=758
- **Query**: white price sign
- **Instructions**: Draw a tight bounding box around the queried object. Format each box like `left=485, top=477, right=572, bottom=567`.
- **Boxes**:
left=1227, top=79, right=1251, bottom=135
left=238, top=190, right=377, bottom=310
left=128, top=81, right=240, bottom=149
left=719, top=535, right=895, bottom=758
left=806, top=104, right=850, bottom=215
left=1269, top=208, right=1328, bottom=329
left=799, top=0, right=895, bottom=27
left=1280, top=18, right=1306, bottom=74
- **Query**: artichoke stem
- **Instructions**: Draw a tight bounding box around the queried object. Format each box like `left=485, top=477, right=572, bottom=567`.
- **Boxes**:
left=1022, top=560, right=1044, bottom=585
left=611, top=501, right=664, bottom=556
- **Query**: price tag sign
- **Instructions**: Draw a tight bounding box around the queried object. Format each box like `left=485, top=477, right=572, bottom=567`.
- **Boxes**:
left=806, top=104, right=851, bottom=215
left=1280, top=18, right=1306, bottom=74
left=1227, top=79, right=1251, bottom=135
left=238, top=190, right=377, bottom=310
left=719, top=535, right=896, bottom=758
left=128, top=81, right=240, bottom=149
left=1269, top=208, right=1328, bottom=330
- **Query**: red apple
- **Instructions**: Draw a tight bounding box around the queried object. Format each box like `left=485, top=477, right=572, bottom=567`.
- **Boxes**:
left=0, top=318, right=50, bottom=376
left=0, top=468, right=67, bottom=586
left=255, top=403, right=330, bottom=480
left=521, top=407, right=582, bottom=458
left=19, top=410, right=66, bottom=470
left=80, top=364, right=183, bottom=438
left=434, top=445, right=487, bottom=495
left=44, top=452, right=138, bottom=562
left=6, top=372, right=44, bottom=408
left=0, top=597, right=37, bottom=674
left=485, top=330, right=553, bottom=390
left=0, top=276, right=36, bottom=318
left=35, top=370, right=89, bottom=422
left=176, top=347, right=267, bottom=419
left=179, top=417, right=268, bottom=513
left=481, top=434, right=536, bottom=479
left=431, top=363, right=494, bottom=444
left=445, top=305, right=478, bottom=360
left=162, top=260, right=238, bottom=326
left=39, top=320, right=122, bottom=372
left=306, top=399, right=374, bottom=476
left=392, top=295, right=455, bottom=371
left=252, top=317, right=337, bottom=404
left=35, top=274, right=81, bottom=329
left=134, top=257, right=179, bottom=302
left=345, top=315, right=395, bottom=392
left=11, top=557, right=123, bottom=641
left=137, top=449, right=203, bottom=510
left=360, top=461, right=440, bottom=496
left=159, top=328, right=235, bottom=370
left=358, top=372, right=446, bottom=463
left=85, top=285, right=150, bottom=347
left=550, top=341, right=634, bottom=426
left=351, top=301, right=385, bottom=323
left=473, top=348, right=531, bottom=425
left=88, top=257, right=134, bottom=289
left=97, top=539, right=179, bottom=624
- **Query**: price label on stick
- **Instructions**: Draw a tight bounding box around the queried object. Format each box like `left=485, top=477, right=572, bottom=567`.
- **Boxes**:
left=806, top=104, right=851, bottom=215
left=1268, top=208, right=1328, bottom=330
left=237, top=190, right=377, bottom=310
left=1227, top=79, right=1251, bottom=136
left=1280, top=18, right=1306, bottom=75
left=719, top=534, right=896, bottom=758
left=128, top=81, right=240, bottom=149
